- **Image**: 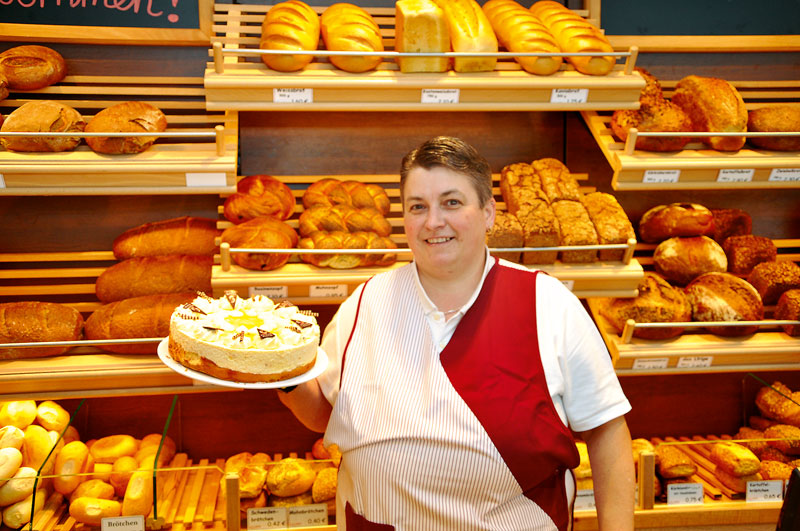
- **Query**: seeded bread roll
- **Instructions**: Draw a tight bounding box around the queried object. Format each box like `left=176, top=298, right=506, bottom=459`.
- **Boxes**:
left=655, top=444, right=696, bottom=479
left=735, top=426, right=768, bottom=454
left=747, top=105, right=800, bottom=151
left=113, top=216, right=220, bottom=259
left=580, top=192, right=635, bottom=261
left=266, top=458, right=316, bottom=497
left=259, top=0, right=320, bottom=72
left=0, top=302, right=84, bottom=360
left=671, top=75, right=747, bottom=151
left=685, top=272, right=764, bottom=336
left=0, top=100, right=85, bottom=152
left=653, top=236, right=728, bottom=286
left=756, top=382, right=800, bottom=427
left=0, top=45, right=66, bottom=90
left=746, top=261, right=800, bottom=305
left=776, top=290, right=800, bottom=336
left=552, top=200, right=598, bottom=263
left=764, top=424, right=800, bottom=456
left=638, top=203, right=715, bottom=243
left=722, top=235, right=777, bottom=275
left=95, top=255, right=213, bottom=303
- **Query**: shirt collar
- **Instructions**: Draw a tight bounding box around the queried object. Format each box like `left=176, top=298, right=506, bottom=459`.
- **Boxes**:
left=413, top=247, right=496, bottom=317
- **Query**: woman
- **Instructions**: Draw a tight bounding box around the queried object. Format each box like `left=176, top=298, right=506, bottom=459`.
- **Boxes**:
left=279, top=136, right=635, bottom=530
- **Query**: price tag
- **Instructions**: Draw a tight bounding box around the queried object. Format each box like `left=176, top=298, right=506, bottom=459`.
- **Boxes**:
left=287, top=503, right=328, bottom=527
left=274, top=88, right=313, bottom=103
left=717, top=168, right=754, bottom=183
left=0, top=174, right=5, bottom=188
left=667, top=483, right=704, bottom=505
left=550, top=88, right=589, bottom=104
left=421, top=89, right=460, bottom=104
left=574, top=489, right=596, bottom=511
left=249, top=285, right=289, bottom=300
left=643, top=170, right=680, bottom=183
left=632, top=358, right=669, bottom=370
left=560, top=280, right=575, bottom=291
left=185, top=173, right=227, bottom=187
left=247, top=507, right=287, bottom=530
left=309, top=284, right=348, bottom=299
left=769, top=168, right=800, bottom=182
left=677, top=356, right=713, bottom=369
left=747, top=480, right=784, bottom=502
left=102, top=515, right=144, bottom=531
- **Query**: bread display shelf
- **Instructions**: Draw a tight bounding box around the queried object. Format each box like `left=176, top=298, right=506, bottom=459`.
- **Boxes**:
left=0, top=75, right=238, bottom=195
left=203, top=3, right=644, bottom=112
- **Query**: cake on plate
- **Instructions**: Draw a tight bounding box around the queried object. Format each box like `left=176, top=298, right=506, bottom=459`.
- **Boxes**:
left=168, top=291, right=320, bottom=383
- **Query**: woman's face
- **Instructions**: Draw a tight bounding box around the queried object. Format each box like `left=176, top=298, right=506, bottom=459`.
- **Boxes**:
left=403, top=165, right=495, bottom=280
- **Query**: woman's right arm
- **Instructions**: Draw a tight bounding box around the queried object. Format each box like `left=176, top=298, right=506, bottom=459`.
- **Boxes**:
left=277, top=380, right=332, bottom=433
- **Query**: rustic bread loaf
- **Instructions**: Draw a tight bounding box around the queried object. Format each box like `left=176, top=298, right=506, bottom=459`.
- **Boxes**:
left=653, top=235, right=727, bottom=286
left=260, top=0, right=320, bottom=72
left=321, top=3, right=384, bottom=73
left=431, top=0, right=498, bottom=73
left=746, top=261, right=800, bottom=305
left=552, top=200, right=598, bottom=263
left=710, top=208, right=752, bottom=244
left=638, top=203, right=715, bottom=243
left=776, top=290, right=800, bottom=336
left=516, top=199, right=560, bottom=264
left=747, top=105, right=800, bottom=151
left=487, top=211, right=524, bottom=263
left=722, top=235, right=776, bottom=275
left=113, top=216, right=219, bottom=259
left=483, top=0, right=561, bottom=75
left=224, top=175, right=296, bottom=224
left=0, top=45, right=66, bottom=90
left=221, top=216, right=298, bottom=271
left=0, top=302, right=84, bottom=360
left=0, top=100, right=85, bottom=152
left=395, top=0, right=450, bottom=73
left=685, top=272, right=764, bottom=336
left=84, top=101, right=167, bottom=154
left=299, top=230, right=397, bottom=269
left=95, top=255, right=212, bottom=303
left=299, top=204, right=391, bottom=237
left=611, top=100, right=692, bottom=152
left=533, top=157, right=581, bottom=203
left=499, top=162, right=548, bottom=213
left=709, top=441, right=761, bottom=477
left=671, top=75, right=747, bottom=151
left=655, top=444, right=696, bottom=478
left=580, top=192, right=635, bottom=261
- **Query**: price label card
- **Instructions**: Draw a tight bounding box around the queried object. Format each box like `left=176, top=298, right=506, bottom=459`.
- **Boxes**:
left=769, top=168, right=800, bottom=182
left=309, top=284, right=348, bottom=299
left=185, top=173, right=227, bottom=187
left=560, top=280, right=575, bottom=291
left=0, top=174, right=5, bottom=188
left=421, top=89, right=460, bottom=104
left=643, top=170, right=680, bottom=183
left=274, top=88, right=313, bottom=103
left=747, top=480, right=784, bottom=502
left=550, top=88, right=589, bottom=104
left=717, top=168, right=754, bottom=183
left=247, top=507, right=287, bottom=530
left=632, top=358, right=669, bottom=370
left=667, top=483, right=704, bottom=505
left=287, top=504, right=328, bottom=527
left=249, top=285, right=289, bottom=299
left=677, top=356, right=713, bottom=369
left=574, top=489, right=596, bottom=511
left=102, top=515, right=144, bottom=531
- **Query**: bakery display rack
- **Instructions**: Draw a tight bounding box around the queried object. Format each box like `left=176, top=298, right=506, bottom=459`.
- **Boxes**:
left=0, top=76, right=237, bottom=195
left=580, top=81, right=800, bottom=190
left=203, top=3, right=645, bottom=112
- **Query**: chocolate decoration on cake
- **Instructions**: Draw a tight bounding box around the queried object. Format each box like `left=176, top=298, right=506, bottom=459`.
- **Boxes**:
left=276, top=300, right=295, bottom=308
left=299, top=309, right=320, bottom=317
left=233, top=330, right=245, bottom=342
left=289, top=325, right=302, bottom=334
left=258, top=328, right=276, bottom=339
left=197, top=291, right=214, bottom=301
left=225, top=290, right=238, bottom=309
left=292, top=319, right=312, bottom=329
left=203, top=325, right=222, bottom=332
left=182, top=303, right=207, bottom=315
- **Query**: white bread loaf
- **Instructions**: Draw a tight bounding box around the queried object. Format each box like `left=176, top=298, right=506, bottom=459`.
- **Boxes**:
left=432, top=0, right=498, bottom=72
left=260, top=0, right=320, bottom=72
left=395, top=0, right=450, bottom=73
left=321, top=3, right=384, bottom=73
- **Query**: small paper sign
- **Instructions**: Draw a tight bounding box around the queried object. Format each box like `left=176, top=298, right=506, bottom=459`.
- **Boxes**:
left=249, top=285, right=289, bottom=299
left=560, top=280, right=575, bottom=291
left=667, top=483, right=704, bottom=505
left=677, top=356, right=713, bottom=369
left=101, top=515, right=144, bottom=531
left=643, top=170, right=680, bottom=183
left=274, top=88, right=313, bottom=103
left=247, top=507, right=287, bottom=530
left=185, top=173, right=227, bottom=187
left=550, top=88, right=589, bottom=104
left=421, top=89, right=460, bottom=104
left=717, top=168, right=754, bottom=183
left=0, top=174, right=5, bottom=188
left=574, top=489, right=596, bottom=511
left=746, top=480, right=784, bottom=502
left=309, top=284, right=348, bottom=298
left=287, top=503, right=328, bottom=527
left=768, top=168, right=800, bottom=182
left=632, top=358, right=669, bottom=370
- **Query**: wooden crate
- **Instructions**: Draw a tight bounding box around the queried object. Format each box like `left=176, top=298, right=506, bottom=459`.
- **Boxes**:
left=0, top=76, right=238, bottom=195
left=204, top=3, right=645, bottom=112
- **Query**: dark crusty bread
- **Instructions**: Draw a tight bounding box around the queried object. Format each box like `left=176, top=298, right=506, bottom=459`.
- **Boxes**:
left=685, top=272, right=764, bottom=336
left=95, top=255, right=213, bottom=303
left=552, top=200, right=598, bottom=263
left=653, top=236, right=727, bottom=286
left=221, top=217, right=298, bottom=271
left=671, top=75, right=747, bottom=151
left=0, top=302, right=84, bottom=360
left=0, top=45, right=66, bottom=90
left=638, top=203, right=715, bottom=243
left=0, top=100, right=85, bottom=152
left=85, top=101, right=167, bottom=154
left=722, top=235, right=776, bottom=275
left=711, top=208, right=752, bottom=244
left=487, top=211, right=524, bottom=263
left=113, top=216, right=220, bottom=260
left=746, top=261, right=800, bottom=305
left=747, top=106, right=800, bottom=151
left=500, top=162, right=548, bottom=213
left=85, top=292, right=196, bottom=354
left=776, top=290, right=800, bottom=336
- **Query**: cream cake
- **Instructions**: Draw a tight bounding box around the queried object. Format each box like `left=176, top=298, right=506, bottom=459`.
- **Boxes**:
left=168, top=291, right=319, bottom=383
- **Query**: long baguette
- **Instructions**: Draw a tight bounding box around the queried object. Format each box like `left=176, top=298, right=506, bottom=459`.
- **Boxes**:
left=112, top=216, right=219, bottom=260
left=483, top=0, right=561, bottom=75
left=95, top=255, right=212, bottom=303
left=260, top=0, right=320, bottom=72
left=0, top=302, right=84, bottom=360
left=432, top=0, right=498, bottom=72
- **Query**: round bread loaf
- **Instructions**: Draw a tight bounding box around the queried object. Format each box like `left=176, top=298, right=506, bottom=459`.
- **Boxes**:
left=746, top=261, right=800, bottom=305
left=85, top=101, right=167, bottom=154
left=775, top=289, right=800, bottom=336
left=0, top=100, right=85, bottom=152
left=638, top=203, right=715, bottom=243
left=685, top=272, right=764, bottom=336
left=220, top=217, right=298, bottom=271
left=654, top=235, right=727, bottom=286
left=747, top=106, right=800, bottom=151
left=266, top=458, right=316, bottom=497
left=0, top=45, right=66, bottom=90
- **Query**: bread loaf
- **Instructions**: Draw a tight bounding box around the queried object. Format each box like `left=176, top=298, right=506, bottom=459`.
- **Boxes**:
left=85, top=292, right=197, bottom=354
left=220, top=216, right=298, bottom=271
left=0, top=73, right=8, bottom=101
left=0, top=100, right=85, bottom=152
left=653, top=235, right=728, bottom=286
left=321, top=3, right=384, bottom=73
left=722, top=235, right=776, bottom=275
left=776, top=290, right=800, bottom=336
left=0, top=45, right=66, bottom=90
left=685, top=272, right=764, bottom=336
left=95, top=255, right=212, bottom=303
left=266, top=458, right=316, bottom=497
left=113, top=216, right=219, bottom=259
left=611, top=99, right=692, bottom=152
left=655, top=444, right=696, bottom=478
left=756, top=382, right=800, bottom=427
left=224, top=175, right=296, bottom=224
left=580, top=192, right=635, bottom=261
left=395, top=0, right=450, bottom=73
left=533, top=158, right=581, bottom=203
left=671, top=75, right=747, bottom=151
left=529, top=0, right=614, bottom=76
left=638, top=203, right=715, bottom=243
left=709, top=441, right=760, bottom=477
left=299, top=204, right=391, bottom=238
left=746, top=261, right=800, bottom=305
left=85, top=102, right=167, bottom=154
left=0, top=302, right=84, bottom=360
left=302, top=178, right=390, bottom=216
left=711, top=208, right=752, bottom=244
left=260, top=0, right=320, bottom=72
left=747, top=105, right=800, bottom=151
left=487, top=211, right=524, bottom=263
left=299, top=230, right=397, bottom=269
left=432, top=0, right=498, bottom=72
left=552, top=200, right=598, bottom=263
left=483, top=0, right=561, bottom=75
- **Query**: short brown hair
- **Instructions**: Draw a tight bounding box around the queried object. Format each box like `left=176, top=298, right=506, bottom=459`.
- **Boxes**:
left=400, top=136, right=492, bottom=207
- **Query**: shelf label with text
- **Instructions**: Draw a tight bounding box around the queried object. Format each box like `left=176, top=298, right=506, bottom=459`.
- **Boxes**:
left=667, top=483, right=704, bottom=505
left=769, top=168, right=800, bottom=182
left=274, top=88, right=313, bottom=103
left=550, top=88, right=588, bottom=104
left=287, top=504, right=328, bottom=527
left=574, top=489, right=596, bottom=511
left=102, top=515, right=144, bottom=531
left=677, top=356, right=713, bottom=369
left=717, top=168, right=754, bottom=183
left=247, top=507, right=287, bottom=530
left=632, top=358, right=669, bottom=370
left=421, top=89, right=460, bottom=104
left=643, top=170, right=680, bottom=183
left=746, top=480, right=784, bottom=502
left=185, top=173, right=227, bottom=187
left=249, top=285, right=289, bottom=299
left=309, top=284, right=348, bottom=298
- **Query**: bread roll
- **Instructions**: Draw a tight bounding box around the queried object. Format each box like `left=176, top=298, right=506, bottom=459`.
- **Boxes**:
left=122, top=470, right=153, bottom=516
left=240, top=491, right=267, bottom=514
left=685, top=272, right=764, bottom=336
left=0, top=45, right=66, bottom=90
left=760, top=460, right=795, bottom=481
left=311, top=467, right=337, bottom=503
left=758, top=384, right=800, bottom=429
left=776, top=290, right=800, bottom=336
left=487, top=211, right=524, bottom=263
left=321, top=3, right=384, bottom=73
left=91, top=462, right=113, bottom=482
left=483, top=0, right=561, bottom=75
left=746, top=261, right=800, bottom=305
left=653, top=236, right=728, bottom=286
left=713, top=466, right=761, bottom=493
left=672, top=75, right=747, bottom=151
left=0, top=401, right=37, bottom=430
left=2, top=490, right=45, bottom=528
left=36, top=400, right=70, bottom=432
left=220, top=217, right=298, bottom=271
left=53, top=441, right=91, bottom=496
left=260, top=0, right=320, bottom=72
left=85, top=102, right=167, bottom=154
left=638, top=203, right=715, bottom=243
left=95, top=255, right=212, bottom=303
left=580, top=192, right=635, bottom=261
left=85, top=292, right=196, bottom=354
left=722, top=235, right=776, bottom=275
left=21, top=425, right=57, bottom=476
left=69, top=479, right=115, bottom=504
left=0, top=467, right=37, bottom=506
left=0, top=302, right=83, bottom=360
left=655, top=444, right=696, bottom=479
left=0, top=427, right=25, bottom=452
left=632, top=438, right=655, bottom=468
left=0, top=100, right=85, bottom=152
left=299, top=230, right=397, bottom=269
left=747, top=105, right=800, bottom=151
left=113, top=216, right=219, bottom=260
left=0, top=448, right=23, bottom=490
left=135, top=434, right=176, bottom=467
left=266, top=458, right=316, bottom=497
left=224, top=175, right=296, bottom=224
left=268, top=491, right=314, bottom=507
left=431, top=0, right=498, bottom=72
left=709, top=441, right=760, bottom=477
left=735, top=426, right=768, bottom=454
left=90, top=435, right=138, bottom=464
left=109, top=456, right=138, bottom=498
left=765, top=424, right=800, bottom=456
left=395, top=0, right=450, bottom=73
left=224, top=452, right=270, bottom=499
left=69, top=497, right=122, bottom=525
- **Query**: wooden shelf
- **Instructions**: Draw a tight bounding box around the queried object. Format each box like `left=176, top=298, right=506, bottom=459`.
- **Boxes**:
left=204, top=3, right=644, bottom=112
left=0, top=76, right=237, bottom=195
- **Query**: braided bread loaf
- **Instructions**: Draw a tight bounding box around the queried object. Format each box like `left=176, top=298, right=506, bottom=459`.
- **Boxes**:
left=220, top=217, right=298, bottom=271
left=299, top=204, right=392, bottom=237
left=299, top=230, right=397, bottom=269
left=302, top=178, right=390, bottom=215
left=224, top=175, right=296, bottom=224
